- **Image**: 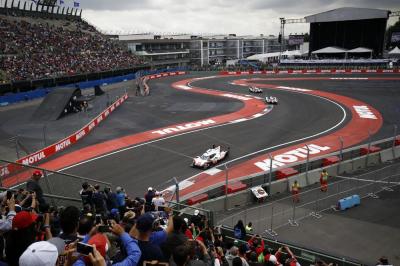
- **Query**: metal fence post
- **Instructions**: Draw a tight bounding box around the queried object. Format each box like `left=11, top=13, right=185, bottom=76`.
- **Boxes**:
left=43, top=124, right=47, bottom=147
left=268, top=153, right=273, bottom=195
left=365, top=129, right=372, bottom=167
left=173, top=177, right=180, bottom=207
left=265, top=204, right=278, bottom=237
left=224, top=163, right=228, bottom=211
left=392, top=125, right=398, bottom=159
left=289, top=201, right=299, bottom=226
left=338, top=137, right=344, bottom=173
left=305, top=144, right=310, bottom=184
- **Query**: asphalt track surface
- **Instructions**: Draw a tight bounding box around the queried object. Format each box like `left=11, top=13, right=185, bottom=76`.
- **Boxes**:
left=37, top=73, right=400, bottom=196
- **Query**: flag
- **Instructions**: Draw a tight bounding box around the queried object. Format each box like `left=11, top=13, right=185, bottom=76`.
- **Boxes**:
left=73, top=1, right=79, bottom=7
left=59, top=0, right=64, bottom=4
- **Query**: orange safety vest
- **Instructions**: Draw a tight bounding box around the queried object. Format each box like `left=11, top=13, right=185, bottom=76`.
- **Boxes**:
left=321, top=171, right=328, bottom=182
left=292, top=182, right=300, bottom=192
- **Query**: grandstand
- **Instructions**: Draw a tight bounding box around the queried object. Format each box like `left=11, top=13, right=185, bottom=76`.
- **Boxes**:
left=0, top=2, right=400, bottom=266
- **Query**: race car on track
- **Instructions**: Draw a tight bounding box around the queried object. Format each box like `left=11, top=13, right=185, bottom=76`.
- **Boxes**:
left=191, top=145, right=229, bottom=169
left=249, top=86, right=263, bottom=93
left=265, top=96, right=278, bottom=104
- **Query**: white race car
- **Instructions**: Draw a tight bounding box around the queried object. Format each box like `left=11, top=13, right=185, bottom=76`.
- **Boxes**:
left=249, top=86, right=263, bottom=93
left=191, top=145, right=229, bottom=169
left=265, top=96, right=278, bottom=104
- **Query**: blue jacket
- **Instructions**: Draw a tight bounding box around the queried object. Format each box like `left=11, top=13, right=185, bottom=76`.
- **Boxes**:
left=73, top=233, right=141, bottom=266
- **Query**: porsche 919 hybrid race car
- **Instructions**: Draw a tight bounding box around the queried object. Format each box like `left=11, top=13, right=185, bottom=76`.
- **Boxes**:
left=191, top=145, right=229, bottom=169
left=249, top=86, right=263, bottom=93
left=265, top=96, right=278, bottom=104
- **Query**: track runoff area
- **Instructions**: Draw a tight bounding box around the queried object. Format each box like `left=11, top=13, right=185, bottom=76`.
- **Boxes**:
left=7, top=72, right=400, bottom=201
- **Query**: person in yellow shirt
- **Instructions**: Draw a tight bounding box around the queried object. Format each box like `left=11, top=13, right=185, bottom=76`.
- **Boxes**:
left=320, top=169, right=329, bottom=192
left=291, top=180, right=300, bottom=203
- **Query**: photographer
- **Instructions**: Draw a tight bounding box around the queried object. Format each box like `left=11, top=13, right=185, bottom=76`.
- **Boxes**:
left=0, top=193, right=16, bottom=233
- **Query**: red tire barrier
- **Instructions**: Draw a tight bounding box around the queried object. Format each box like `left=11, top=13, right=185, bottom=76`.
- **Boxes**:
left=360, top=146, right=382, bottom=155
left=276, top=168, right=299, bottom=180
left=187, top=193, right=209, bottom=205
left=322, top=156, right=341, bottom=167
left=222, top=182, right=247, bottom=194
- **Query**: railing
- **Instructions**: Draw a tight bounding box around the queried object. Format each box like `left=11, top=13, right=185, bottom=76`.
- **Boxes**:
left=0, top=159, right=111, bottom=208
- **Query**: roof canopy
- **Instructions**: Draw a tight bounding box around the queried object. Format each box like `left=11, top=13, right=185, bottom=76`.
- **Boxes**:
left=311, top=47, right=348, bottom=54
left=305, top=7, right=390, bottom=23
left=347, top=47, right=373, bottom=53
left=388, top=47, right=400, bottom=54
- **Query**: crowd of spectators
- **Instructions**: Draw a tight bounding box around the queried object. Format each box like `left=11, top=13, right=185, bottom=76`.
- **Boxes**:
left=0, top=15, right=143, bottom=82
left=0, top=170, right=353, bottom=266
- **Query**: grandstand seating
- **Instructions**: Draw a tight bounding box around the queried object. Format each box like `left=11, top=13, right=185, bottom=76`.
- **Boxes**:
left=0, top=14, right=143, bottom=83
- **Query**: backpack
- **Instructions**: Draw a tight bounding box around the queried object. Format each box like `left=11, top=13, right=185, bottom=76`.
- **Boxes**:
left=234, top=227, right=242, bottom=239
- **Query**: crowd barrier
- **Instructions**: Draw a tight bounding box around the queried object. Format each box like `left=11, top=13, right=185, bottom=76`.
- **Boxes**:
left=219, top=68, right=400, bottom=75
left=0, top=93, right=128, bottom=180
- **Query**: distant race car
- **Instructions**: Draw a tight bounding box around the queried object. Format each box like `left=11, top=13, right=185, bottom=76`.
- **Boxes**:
left=265, top=96, right=278, bottom=104
left=191, top=145, right=230, bottom=169
left=249, top=86, right=263, bottom=93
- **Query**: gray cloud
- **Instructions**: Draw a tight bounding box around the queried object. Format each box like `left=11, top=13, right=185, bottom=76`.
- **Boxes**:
left=77, top=0, right=399, bottom=35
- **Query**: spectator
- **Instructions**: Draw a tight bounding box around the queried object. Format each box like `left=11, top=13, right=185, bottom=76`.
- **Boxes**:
left=376, top=256, right=392, bottom=266
left=245, top=222, right=252, bottom=234
left=130, top=212, right=165, bottom=265
left=57, top=206, right=80, bottom=265
left=190, top=209, right=202, bottom=228
left=104, top=187, right=118, bottom=211
left=233, top=220, right=246, bottom=240
left=0, top=193, right=16, bottom=233
left=238, top=244, right=250, bottom=266
left=162, top=215, right=188, bottom=260
left=116, top=186, right=127, bottom=215
left=225, top=246, right=239, bottom=266
left=247, top=234, right=265, bottom=256
left=26, top=170, right=47, bottom=210
left=80, top=182, right=93, bottom=210
left=5, top=211, right=38, bottom=266
left=152, top=191, right=166, bottom=211
left=92, top=184, right=107, bottom=216
left=144, top=187, right=155, bottom=211
left=19, top=241, right=59, bottom=266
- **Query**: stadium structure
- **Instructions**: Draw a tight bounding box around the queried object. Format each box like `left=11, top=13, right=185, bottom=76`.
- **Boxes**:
left=0, top=1, right=400, bottom=266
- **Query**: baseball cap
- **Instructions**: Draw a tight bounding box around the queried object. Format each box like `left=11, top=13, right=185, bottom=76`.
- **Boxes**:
left=194, top=210, right=199, bottom=216
left=148, top=187, right=153, bottom=191
left=136, top=212, right=155, bottom=233
left=12, top=211, right=38, bottom=230
left=116, top=186, right=122, bottom=192
left=33, top=170, right=42, bottom=177
left=88, top=233, right=108, bottom=257
left=19, top=241, right=58, bottom=266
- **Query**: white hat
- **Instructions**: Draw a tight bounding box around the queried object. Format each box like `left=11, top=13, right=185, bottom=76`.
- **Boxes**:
left=184, top=218, right=189, bottom=224
left=194, top=210, right=199, bottom=215
left=19, top=241, right=59, bottom=266
left=148, top=187, right=153, bottom=191
left=269, top=255, right=277, bottom=263
left=116, top=186, right=122, bottom=192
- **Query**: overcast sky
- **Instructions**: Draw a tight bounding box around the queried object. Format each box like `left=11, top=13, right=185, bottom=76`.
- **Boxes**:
left=29, top=0, right=400, bottom=35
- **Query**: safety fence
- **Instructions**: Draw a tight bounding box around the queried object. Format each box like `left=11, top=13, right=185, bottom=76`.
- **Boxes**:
left=216, top=162, right=400, bottom=235
left=177, top=127, right=400, bottom=206
left=219, top=68, right=400, bottom=75
left=0, top=159, right=111, bottom=208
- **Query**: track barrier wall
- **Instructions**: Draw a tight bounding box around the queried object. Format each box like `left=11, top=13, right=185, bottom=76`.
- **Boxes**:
left=0, top=93, right=128, bottom=182
left=219, top=68, right=400, bottom=76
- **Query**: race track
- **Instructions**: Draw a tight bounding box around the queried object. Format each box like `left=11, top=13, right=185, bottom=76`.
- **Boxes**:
left=18, top=72, right=399, bottom=197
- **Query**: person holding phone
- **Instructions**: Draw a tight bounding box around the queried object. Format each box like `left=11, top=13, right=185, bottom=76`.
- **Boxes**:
left=73, top=220, right=141, bottom=266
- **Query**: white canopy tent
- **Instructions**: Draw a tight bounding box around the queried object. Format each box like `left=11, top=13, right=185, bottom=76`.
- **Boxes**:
left=347, top=47, right=373, bottom=58
left=388, top=47, right=400, bottom=56
left=311, top=46, right=348, bottom=54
